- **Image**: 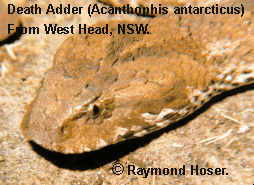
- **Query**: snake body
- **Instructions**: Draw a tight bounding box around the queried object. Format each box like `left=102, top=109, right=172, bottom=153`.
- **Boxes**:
left=21, top=4, right=254, bottom=154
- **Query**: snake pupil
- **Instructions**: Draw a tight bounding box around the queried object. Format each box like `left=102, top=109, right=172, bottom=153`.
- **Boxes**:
left=93, top=104, right=100, bottom=116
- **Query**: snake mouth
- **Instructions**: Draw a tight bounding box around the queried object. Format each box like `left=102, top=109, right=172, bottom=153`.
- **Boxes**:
left=21, top=104, right=53, bottom=150
left=21, top=107, right=84, bottom=153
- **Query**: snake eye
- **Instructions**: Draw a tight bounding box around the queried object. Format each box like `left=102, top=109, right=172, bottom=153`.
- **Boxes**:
left=93, top=104, right=100, bottom=116
left=88, top=103, right=101, bottom=118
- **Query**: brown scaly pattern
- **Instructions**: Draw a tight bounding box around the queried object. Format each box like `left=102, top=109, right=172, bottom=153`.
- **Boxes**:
left=21, top=3, right=254, bottom=154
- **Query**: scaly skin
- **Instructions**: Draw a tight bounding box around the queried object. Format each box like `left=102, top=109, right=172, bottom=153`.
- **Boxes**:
left=21, top=8, right=254, bottom=154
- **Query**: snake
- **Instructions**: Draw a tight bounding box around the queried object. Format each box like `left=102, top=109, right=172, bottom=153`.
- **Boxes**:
left=21, top=1, right=254, bottom=154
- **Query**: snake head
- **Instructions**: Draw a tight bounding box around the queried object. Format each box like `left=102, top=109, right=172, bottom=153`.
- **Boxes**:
left=20, top=28, right=198, bottom=154
left=20, top=18, right=197, bottom=154
left=20, top=53, right=195, bottom=154
left=20, top=59, right=120, bottom=154
left=23, top=14, right=254, bottom=154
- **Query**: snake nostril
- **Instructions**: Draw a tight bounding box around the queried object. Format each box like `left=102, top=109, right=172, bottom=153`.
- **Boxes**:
left=58, top=121, right=77, bottom=138
left=61, top=125, right=68, bottom=134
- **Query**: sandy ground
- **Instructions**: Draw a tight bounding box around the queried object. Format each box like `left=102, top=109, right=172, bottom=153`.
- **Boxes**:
left=0, top=0, right=253, bottom=184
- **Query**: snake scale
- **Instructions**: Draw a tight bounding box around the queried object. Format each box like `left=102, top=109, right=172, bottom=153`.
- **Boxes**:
left=21, top=1, right=254, bottom=154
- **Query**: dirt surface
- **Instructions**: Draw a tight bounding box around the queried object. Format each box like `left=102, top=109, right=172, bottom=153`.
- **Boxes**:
left=0, top=0, right=253, bottom=184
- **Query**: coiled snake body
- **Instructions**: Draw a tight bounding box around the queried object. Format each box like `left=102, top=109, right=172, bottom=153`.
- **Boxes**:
left=21, top=4, right=254, bottom=154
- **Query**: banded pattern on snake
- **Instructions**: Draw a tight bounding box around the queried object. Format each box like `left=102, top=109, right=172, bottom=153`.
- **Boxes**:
left=21, top=1, right=254, bottom=154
